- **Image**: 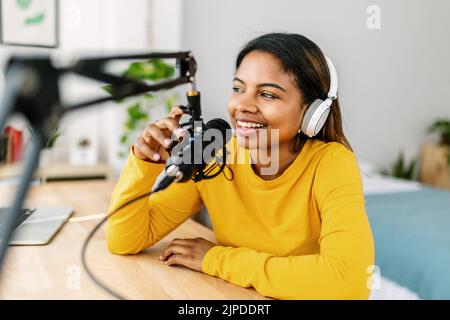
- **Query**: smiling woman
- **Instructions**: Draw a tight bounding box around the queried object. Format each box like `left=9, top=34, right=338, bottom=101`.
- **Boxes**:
left=106, top=32, right=375, bottom=300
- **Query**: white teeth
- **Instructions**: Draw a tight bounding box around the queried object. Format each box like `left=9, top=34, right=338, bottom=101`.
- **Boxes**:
left=237, top=120, right=265, bottom=128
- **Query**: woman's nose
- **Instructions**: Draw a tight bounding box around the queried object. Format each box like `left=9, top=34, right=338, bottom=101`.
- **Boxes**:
left=235, top=95, right=258, bottom=113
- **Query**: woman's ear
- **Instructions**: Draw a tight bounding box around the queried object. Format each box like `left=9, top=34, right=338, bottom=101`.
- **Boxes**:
left=301, top=100, right=310, bottom=112
left=300, top=102, right=309, bottom=118
left=297, top=103, right=308, bottom=134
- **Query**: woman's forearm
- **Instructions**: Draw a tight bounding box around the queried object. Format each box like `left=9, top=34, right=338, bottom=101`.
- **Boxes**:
left=106, top=147, right=203, bottom=255
left=106, top=147, right=166, bottom=254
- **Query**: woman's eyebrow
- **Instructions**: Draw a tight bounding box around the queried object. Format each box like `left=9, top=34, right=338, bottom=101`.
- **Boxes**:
left=258, top=82, right=286, bottom=92
left=233, top=77, right=286, bottom=92
left=233, top=77, right=245, bottom=84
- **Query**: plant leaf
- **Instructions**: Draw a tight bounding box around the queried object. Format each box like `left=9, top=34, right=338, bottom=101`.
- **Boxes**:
left=127, top=103, right=148, bottom=120
left=427, top=119, right=450, bottom=134
left=143, top=93, right=155, bottom=100
left=120, top=134, right=128, bottom=144
left=123, top=59, right=175, bottom=81
left=102, top=85, right=125, bottom=103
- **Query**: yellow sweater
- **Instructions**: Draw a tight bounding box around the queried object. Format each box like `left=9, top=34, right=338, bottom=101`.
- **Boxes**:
left=106, top=137, right=374, bottom=299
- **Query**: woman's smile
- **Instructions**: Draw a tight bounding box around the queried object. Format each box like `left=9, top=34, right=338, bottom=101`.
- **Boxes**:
left=235, top=119, right=268, bottom=136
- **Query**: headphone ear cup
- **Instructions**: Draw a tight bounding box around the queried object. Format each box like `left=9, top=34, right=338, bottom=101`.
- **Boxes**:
left=314, top=106, right=331, bottom=135
left=301, top=99, right=323, bottom=136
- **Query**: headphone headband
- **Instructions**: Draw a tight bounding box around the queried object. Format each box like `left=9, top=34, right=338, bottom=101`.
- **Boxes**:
left=325, top=56, right=338, bottom=100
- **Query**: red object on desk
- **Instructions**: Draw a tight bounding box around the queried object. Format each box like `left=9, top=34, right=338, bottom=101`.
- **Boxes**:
left=4, top=126, right=23, bottom=163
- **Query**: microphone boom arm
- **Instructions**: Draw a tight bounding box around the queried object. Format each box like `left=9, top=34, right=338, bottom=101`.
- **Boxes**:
left=65, top=51, right=198, bottom=114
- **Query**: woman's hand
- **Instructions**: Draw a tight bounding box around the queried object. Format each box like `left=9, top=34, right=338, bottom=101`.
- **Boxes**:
left=159, top=237, right=216, bottom=272
left=133, top=106, right=186, bottom=162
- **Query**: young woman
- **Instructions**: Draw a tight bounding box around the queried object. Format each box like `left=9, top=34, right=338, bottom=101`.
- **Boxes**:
left=106, top=33, right=375, bottom=300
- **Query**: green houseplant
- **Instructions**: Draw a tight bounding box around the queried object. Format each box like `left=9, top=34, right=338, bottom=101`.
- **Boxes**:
left=427, top=119, right=450, bottom=165
left=27, top=126, right=62, bottom=167
left=103, top=59, right=179, bottom=158
left=27, top=126, right=61, bottom=149
left=428, top=119, right=450, bottom=146
left=46, top=128, right=61, bottom=149
left=381, top=151, right=417, bottom=180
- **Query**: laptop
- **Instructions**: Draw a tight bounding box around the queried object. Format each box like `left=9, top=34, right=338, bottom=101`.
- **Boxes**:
left=0, top=207, right=74, bottom=245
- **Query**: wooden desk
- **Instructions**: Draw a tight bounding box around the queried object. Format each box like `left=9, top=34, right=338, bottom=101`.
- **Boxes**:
left=0, top=181, right=266, bottom=299
left=0, top=163, right=113, bottom=183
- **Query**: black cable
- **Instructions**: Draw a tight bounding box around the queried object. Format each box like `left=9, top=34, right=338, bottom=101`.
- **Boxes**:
left=223, top=164, right=235, bottom=181
left=81, top=190, right=153, bottom=300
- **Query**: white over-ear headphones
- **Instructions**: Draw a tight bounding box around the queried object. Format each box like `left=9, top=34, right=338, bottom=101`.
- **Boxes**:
left=299, top=56, right=338, bottom=138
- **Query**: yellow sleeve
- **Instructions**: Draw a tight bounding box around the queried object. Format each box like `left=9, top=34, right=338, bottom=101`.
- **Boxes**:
left=106, top=146, right=203, bottom=255
left=201, top=146, right=375, bottom=299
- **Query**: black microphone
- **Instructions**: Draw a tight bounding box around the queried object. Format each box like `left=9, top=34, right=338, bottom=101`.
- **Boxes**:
left=151, top=118, right=231, bottom=193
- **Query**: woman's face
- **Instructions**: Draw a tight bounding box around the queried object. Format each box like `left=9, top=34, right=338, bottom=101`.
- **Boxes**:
left=227, top=50, right=305, bottom=152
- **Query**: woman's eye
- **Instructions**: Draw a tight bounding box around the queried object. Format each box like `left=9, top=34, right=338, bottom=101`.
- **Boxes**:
left=261, top=92, right=277, bottom=100
left=232, top=86, right=244, bottom=93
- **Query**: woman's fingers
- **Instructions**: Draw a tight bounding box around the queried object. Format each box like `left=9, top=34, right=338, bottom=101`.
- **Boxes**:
left=170, top=238, right=195, bottom=247
left=165, top=254, right=194, bottom=268
left=144, top=123, right=172, bottom=148
left=159, top=237, right=214, bottom=272
left=158, top=117, right=188, bottom=140
left=143, top=117, right=185, bottom=148
left=169, top=105, right=184, bottom=121
left=134, top=137, right=161, bottom=161
left=132, top=106, right=185, bottom=162
left=160, top=244, right=190, bottom=261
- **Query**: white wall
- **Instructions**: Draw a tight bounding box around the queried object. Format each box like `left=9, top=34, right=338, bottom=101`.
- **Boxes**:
left=60, top=0, right=151, bottom=177
left=181, top=0, right=450, bottom=171
left=57, top=0, right=153, bottom=176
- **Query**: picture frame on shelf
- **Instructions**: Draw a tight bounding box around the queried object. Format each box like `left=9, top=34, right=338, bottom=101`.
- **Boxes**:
left=0, top=0, right=59, bottom=48
left=69, top=134, right=99, bottom=167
